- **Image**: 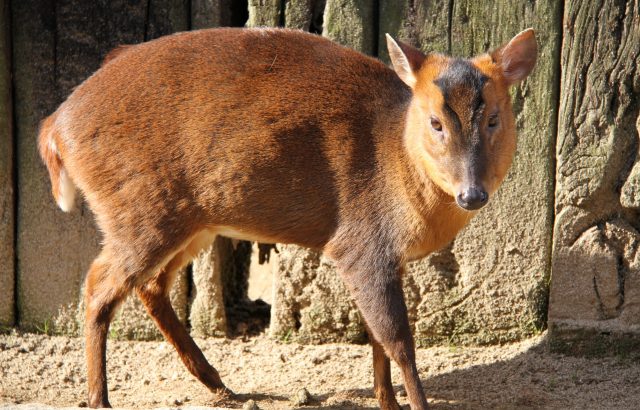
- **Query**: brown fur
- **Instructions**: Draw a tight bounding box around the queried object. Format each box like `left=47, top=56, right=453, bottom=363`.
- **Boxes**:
left=38, top=27, right=537, bottom=409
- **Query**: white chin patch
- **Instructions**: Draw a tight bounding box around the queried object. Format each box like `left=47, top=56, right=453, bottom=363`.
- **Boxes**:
left=57, top=169, right=76, bottom=212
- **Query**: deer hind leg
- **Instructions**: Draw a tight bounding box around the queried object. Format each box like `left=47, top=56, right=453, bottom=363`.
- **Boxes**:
left=84, top=253, right=131, bottom=408
left=135, top=245, right=229, bottom=394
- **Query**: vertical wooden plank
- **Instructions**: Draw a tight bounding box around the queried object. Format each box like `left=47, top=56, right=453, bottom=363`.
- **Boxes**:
left=191, top=0, right=233, bottom=28
left=549, top=0, right=640, bottom=353
left=323, top=0, right=375, bottom=54
left=378, top=0, right=451, bottom=62
left=0, top=0, right=14, bottom=327
left=247, top=0, right=282, bottom=27
left=285, top=0, right=324, bottom=31
left=13, top=0, right=190, bottom=336
left=13, top=0, right=74, bottom=332
left=14, top=0, right=147, bottom=334
left=147, top=0, right=190, bottom=39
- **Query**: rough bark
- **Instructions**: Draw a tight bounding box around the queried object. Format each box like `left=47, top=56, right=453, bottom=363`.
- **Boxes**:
left=549, top=0, right=640, bottom=346
left=378, top=0, right=451, bottom=62
left=0, top=0, right=14, bottom=327
left=247, top=0, right=282, bottom=27
left=323, top=0, right=375, bottom=54
left=12, top=0, right=190, bottom=336
left=285, top=0, right=325, bottom=31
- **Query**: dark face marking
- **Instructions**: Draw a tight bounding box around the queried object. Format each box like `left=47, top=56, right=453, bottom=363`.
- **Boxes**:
left=433, top=59, right=488, bottom=134
left=433, top=59, right=489, bottom=188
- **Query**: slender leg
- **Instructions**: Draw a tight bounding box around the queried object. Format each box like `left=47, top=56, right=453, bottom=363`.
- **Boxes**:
left=367, top=326, right=402, bottom=410
left=135, top=252, right=229, bottom=394
left=84, top=256, right=129, bottom=408
left=340, top=264, right=429, bottom=410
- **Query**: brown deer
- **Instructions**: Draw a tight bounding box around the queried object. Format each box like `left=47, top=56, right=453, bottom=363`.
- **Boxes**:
left=38, top=27, right=537, bottom=409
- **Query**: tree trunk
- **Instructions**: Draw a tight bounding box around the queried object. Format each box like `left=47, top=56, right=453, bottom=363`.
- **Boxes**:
left=323, top=0, right=375, bottom=54
left=549, top=0, right=640, bottom=354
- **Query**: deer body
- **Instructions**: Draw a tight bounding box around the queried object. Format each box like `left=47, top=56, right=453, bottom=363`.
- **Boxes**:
left=39, top=27, right=537, bottom=409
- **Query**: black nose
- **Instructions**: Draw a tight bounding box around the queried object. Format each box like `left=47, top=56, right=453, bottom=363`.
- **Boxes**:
left=456, top=186, right=488, bottom=210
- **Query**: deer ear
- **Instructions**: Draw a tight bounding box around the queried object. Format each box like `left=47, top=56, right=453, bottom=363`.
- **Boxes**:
left=386, top=34, right=426, bottom=89
left=491, top=28, right=538, bottom=85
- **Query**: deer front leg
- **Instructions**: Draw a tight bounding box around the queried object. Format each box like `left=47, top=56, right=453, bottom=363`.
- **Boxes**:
left=340, top=263, right=429, bottom=410
left=366, top=326, right=402, bottom=410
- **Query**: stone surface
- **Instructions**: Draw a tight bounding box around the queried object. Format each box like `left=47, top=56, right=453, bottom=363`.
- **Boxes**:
left=12, top=0, right=190, bottom=335
left=549, top=0, right=640, bottom=344
left=272, top=0, right=560, bottom=346
left=0, top=0, right=14, bottom=327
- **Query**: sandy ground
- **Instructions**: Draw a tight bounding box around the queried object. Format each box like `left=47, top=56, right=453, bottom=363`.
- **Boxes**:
left=1, top=331, right=640, bottom=410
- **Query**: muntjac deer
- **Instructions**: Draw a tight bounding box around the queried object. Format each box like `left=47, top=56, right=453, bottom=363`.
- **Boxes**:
left=39, top=27, right=537, bottom=409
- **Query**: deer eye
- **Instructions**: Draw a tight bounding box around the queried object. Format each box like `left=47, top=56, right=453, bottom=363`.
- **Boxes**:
left=430, top=118, right=443, bottom=132
left=488, top=114, right=499, bottom=128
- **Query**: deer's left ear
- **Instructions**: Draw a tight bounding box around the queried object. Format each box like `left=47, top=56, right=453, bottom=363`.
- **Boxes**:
left=386, top=34, right=426, bottom=89
left=491, top=28, right=538, bottom=85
